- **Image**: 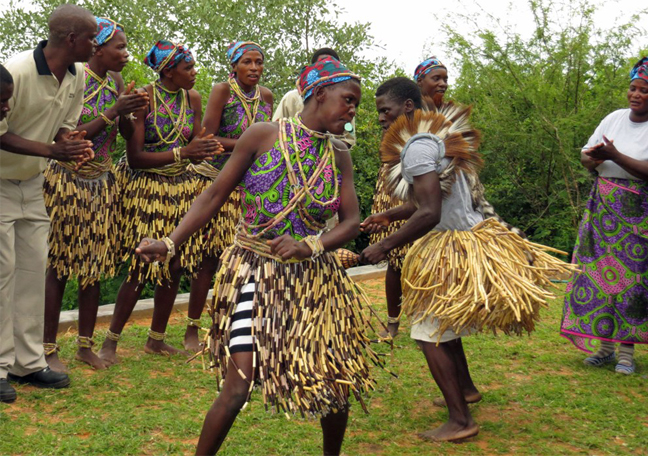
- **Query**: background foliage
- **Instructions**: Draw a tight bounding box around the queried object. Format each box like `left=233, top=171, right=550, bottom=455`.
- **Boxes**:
left=0, top=0, right=645, bottom=309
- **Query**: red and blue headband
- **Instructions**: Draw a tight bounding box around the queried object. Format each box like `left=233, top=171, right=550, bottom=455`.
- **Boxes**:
left=226, top=41, right=264, bottom=64
left=297, top=56, right=360, bottom=101
left=95, top=17, right=124, bottom=46
left=630, top=57, right=648, bottom=83
left=413, top=57, right=446, bottom=81
left=144, top=40, right=194, bottom=73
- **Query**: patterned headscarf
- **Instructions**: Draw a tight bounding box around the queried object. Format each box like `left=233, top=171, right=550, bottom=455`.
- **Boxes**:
left=227, top=41, right=264, bottom=64
left=95, top=17, right=124, bottom=46
left=298, top=56, right=360, bottom=101
left=413, top=56, right=446, bottom=81
left=144, top=40, right=194, bottom=73
left=630, top=57, right=648, bottom=83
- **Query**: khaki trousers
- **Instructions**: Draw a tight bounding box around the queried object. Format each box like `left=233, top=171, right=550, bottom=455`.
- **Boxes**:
left=0, top=174, right=49, bottom=377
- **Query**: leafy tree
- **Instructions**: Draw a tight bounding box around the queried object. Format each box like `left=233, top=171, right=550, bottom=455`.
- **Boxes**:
left=443, top=0, right=646, bottom=252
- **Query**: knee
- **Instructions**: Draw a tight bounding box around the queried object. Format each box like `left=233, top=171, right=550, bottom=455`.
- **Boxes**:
left=219, top=389, right=249, bottom=414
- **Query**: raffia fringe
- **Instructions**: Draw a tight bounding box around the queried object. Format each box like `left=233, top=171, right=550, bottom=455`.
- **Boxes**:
left=402, top=218, right=578, bottom=338
left=189, top=172, right=241, bottom=269
left=119, top=166, right=201, bottom=284
left=369, top=164, right=410, bottom=271
left=206, top=246, right=386, bottom=418
left=43, top=161, right=119, bottom=287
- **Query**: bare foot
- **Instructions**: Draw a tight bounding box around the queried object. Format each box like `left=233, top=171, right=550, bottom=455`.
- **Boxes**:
left=379, top=322, right=399, bottom=339
left=183, top=327, right=204, bottom=353
left=98, top=339, right=120, bottom=367
left=75, top=348, right=107, bottom=370
left=418, top=421, right=479, bottom=442
left=433, top=392, right=482, bottom=407
left=45, top=352, right=69, bottom=374
left=144, top=339, right=189, bottom=356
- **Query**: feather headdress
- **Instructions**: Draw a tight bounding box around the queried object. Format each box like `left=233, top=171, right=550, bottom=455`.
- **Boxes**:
left=379, top=102, right=482, bottom=203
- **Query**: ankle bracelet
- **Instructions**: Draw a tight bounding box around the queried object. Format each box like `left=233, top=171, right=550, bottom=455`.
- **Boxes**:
left=76, top=336, right=94, bottom=349
left=187, top=317, right=202, bottom=328
left=105, top=329, right=121, bottom=342
left=43, top=343, right=60, bottom=356
left=148, top=329, right=166, bottom=341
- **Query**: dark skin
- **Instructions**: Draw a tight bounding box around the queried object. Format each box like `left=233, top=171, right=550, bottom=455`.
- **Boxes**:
left=43, top=30, right=150, bottom=373
left=184, top=49, right=273, bottom=352
left=97, top=60, right=223, bottom=366
left=359, top=97, right=480, bottom=441
left=137, top=80, right=361, bottom=455
left=582, top=79, right=648, bottom=181
left=417, top=67, right=448, bottom=100
left=0, top=83, right=13, bottom=121
left=361, top=94, right=416, bottom=337
left=0, top=20, right=97, bottom=164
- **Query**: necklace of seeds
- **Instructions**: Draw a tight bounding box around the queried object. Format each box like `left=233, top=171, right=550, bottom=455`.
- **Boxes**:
left=151, top=80, right=189, bottom=146
left=288, top=116, right=339, bottom=208
left=228, top=76, right=261, bottom=126
left=84, top=65, right=118, bottom=108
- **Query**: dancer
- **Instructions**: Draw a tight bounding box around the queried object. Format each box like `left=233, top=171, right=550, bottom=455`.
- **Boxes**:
left=42, top=17, right=149, bottom=372
left=561, top=57, right=648, bottom=374
left=97, top=40, right=222, bottom=365
left=360, top=77, right=572, bottom=441
left=1, top=4, right=96, bottom=401
left=136, top=57, right=383, bottom=455
left=184, top=40, right=273, bottom=352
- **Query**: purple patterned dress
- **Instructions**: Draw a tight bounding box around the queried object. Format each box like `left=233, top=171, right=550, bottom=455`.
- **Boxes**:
left=561, top=177, right=648, bottom=352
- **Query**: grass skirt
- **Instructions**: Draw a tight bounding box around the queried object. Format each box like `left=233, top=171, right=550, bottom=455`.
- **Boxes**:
left=206, top=245, right=385, bottom=418
left=117, top=159, right=201, bottom=284
left=43, top=161, right=119, bottom=288
left=192, top=171, right=241, bottom=263
left=369, top=165, right=410, bottom=271
left=402, top=218, right=575, bottom=339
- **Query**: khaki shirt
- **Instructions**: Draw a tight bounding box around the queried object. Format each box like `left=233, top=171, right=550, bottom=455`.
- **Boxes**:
left=0, top=41, right=85, bottom=180
left=272, top=89, right=357, bottom=148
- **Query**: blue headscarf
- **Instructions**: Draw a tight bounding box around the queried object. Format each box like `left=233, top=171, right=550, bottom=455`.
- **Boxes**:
left=413, top=57, right=446, bottom=81
left=95, top=17, right=124, bottom=46
left=144, top=40, right=194, bottom=73
left=630, top=57, right=648, bottom=83
left=226, top=41, right=264, bottom=64
left=298, top=56, right=360, bottom=101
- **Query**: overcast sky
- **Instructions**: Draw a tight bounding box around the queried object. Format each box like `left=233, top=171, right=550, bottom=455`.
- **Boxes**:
left=336, top=0, right=646, bottom=77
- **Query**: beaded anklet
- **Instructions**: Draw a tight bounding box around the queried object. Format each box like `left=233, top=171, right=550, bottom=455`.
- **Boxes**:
left=105, top=329, right=121, bottom=342
left=76, top=336, right=94, bottom=349
left=43, top=343, right=60, bottom=356
left=148, top=329, right=166, bottom=341
left=187, top=317, right=202, bottom=328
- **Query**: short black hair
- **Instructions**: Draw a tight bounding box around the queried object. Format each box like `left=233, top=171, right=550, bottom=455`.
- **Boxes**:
left=0, top=64, right=13, bottom=87
left=311, top=48, right=340, bottom=64
left=376, top=77, right=422, bottom=110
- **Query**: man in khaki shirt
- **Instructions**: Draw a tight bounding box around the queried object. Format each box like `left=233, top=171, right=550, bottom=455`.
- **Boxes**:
left=0, top=4, right=96, bottom=403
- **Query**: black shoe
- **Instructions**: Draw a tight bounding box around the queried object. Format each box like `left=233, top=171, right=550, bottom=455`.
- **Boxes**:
left=7, top=367, right=70, bottom=389
left=0, top=378, right=17, bottom=403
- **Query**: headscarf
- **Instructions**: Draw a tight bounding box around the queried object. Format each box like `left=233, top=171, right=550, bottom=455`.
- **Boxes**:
left=630, top=57, right=648, bottom=83
left=297, top=56, right=360, bottom=101
left=95, top=17, right=124, bottom=46
left=413, top=56, right=446, bottom=81
left=143, top=40, right=194, bottom=73
left=227, top=41, right=264, bottom=64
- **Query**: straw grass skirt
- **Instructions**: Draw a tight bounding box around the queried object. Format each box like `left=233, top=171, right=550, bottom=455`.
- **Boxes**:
left=206, top=245, right=385, bottom=418
left=43, top=160, right=119, bottom=288
left=402, top=218, right=576, bottom=339
left=118, top=159, right=201, bottom=284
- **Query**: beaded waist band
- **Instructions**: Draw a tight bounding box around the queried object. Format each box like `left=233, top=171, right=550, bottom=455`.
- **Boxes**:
left=57, top=157, right=111, bottom=180
left=189, top=161, right=220, bottom=179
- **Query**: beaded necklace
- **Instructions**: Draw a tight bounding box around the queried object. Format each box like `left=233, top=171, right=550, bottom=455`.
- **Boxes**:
left=228, top=76, right=261, bottom=126
left=151, top=80, right=189, bottom=147
left=84, top=65, right=119, bottom=105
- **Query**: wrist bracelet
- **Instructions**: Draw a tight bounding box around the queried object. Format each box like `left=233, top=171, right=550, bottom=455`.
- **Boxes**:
left=100, top=112, right=115, bottom=126
left=161, top=236, right=176, bottom=262
left=303, top=234, right=325, bottom=260
left=173, top=147, right=182, bottom=163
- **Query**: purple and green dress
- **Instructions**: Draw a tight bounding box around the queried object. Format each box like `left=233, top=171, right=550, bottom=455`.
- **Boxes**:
left=43, top=66, right=120, bottom=287
left=119, top=81, right=201, bottom=283
left=561, top=177, right=648, bottom=352
left=192, top=79, right=272, bottom=259
left=207, top=118, right=382, bottom=418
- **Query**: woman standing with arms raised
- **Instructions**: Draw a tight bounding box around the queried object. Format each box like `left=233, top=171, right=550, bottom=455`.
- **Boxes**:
left=98, top=40, right=222, bottom=365
left=183, top=41, right=273, bottom=352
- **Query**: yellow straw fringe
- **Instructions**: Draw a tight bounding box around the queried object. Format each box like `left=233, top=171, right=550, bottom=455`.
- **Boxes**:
left=206, top=246, right=386, bottom=418
left=118, top=162, right=201, bottom=284
left=402, top=218, right=578, bottom=338
left=43, top=161, right=119, bottom=288
left=369, top=164, right=410, bottom=271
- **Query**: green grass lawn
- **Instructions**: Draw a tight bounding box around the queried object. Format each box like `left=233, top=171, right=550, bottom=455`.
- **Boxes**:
left=1, top=280, right=646, bottom=455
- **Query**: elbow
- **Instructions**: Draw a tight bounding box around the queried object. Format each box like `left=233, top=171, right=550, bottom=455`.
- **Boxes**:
left=420, top=208, right=440, bottom=231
